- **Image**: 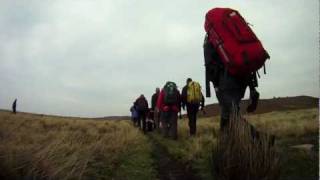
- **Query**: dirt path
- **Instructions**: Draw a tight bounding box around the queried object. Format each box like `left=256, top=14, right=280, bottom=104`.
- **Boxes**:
left=148, top=133, right=201, bottom=180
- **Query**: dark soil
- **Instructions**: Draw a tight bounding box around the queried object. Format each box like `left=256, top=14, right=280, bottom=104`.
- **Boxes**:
left=148, top=134, right=201, bottom=180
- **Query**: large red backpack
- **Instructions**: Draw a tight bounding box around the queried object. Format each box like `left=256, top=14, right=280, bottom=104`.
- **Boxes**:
left=204, top=8, right=270, bottom=78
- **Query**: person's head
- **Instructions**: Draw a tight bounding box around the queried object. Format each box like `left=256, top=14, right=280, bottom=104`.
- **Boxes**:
left=186, top=78, right=192, bottom=85
left=156, top=88, right=160, bottom=94
left=140, top=94, right=144, bottom=98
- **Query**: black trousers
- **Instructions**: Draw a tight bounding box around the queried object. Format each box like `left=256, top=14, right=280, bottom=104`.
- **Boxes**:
left=137, top=110, right=147, bottom=132
left=216, top=89, right=243, bottom=130
left=214, top=69, right=247, bottom=130
left=160, top=111, right=178, bottom=139
left=186, top=104, right=200, bottom=135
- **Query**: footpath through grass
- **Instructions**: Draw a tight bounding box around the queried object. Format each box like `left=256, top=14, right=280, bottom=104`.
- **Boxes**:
left=148, top=132, right=201, bottom=180
left=150, top=116, right=218, bottom=180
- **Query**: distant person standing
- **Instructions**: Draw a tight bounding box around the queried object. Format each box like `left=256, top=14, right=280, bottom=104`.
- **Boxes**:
left=134, top=94, right=149, bottom=133
left=130, top=103, right=139, bottom=126
left=12, top=99, right=17, bottom=114
left=156, top=82, right=181, bottom=140
left=181, top=78, right=205, bottom=136
left=151, top=88, right=160, bottom=128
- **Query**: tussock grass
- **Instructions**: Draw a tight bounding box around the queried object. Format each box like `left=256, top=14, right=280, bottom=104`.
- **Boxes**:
left=0, top=111, right=156, bottom=180
left=212, top=109, right=280, bottom=180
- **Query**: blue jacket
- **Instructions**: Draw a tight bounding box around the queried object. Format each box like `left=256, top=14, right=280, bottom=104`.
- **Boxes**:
left=130, top=106, right=139, bottom=118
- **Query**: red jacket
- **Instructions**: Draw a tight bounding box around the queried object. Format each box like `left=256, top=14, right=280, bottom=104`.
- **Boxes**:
left=156, top=89, right=181, bottom=113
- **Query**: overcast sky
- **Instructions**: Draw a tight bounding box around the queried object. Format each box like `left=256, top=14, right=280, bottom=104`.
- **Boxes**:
left=0, top=0, right=319, bottom=117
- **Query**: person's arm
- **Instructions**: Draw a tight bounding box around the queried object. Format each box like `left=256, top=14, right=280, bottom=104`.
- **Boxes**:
left=204, top=35, right=213, bottom=97
left=150, top=96, right=153, bottom=110
left=181, top=86, right=187, bottom=110
left=177, top=91, right=181, bottom=112
left=248, top=72, right=258, bottom=91
left=177, top=91, right=182, bottom=119
left=201, top=93, right=205, bottom=109
left=146, top=98, right=149, bottom=109
left=204, top=34, right=223, bottom=97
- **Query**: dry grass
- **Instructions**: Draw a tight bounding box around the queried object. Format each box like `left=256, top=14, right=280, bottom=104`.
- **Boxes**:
left=0, top=111, right=156, bottom=180
left=212, top=109, right=280, bottom=180
left=246, top=108, right=319, bottom=137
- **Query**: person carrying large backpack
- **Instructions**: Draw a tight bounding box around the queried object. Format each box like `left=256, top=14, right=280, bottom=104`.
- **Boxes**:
left=156, top=81, right=181, bottom=140
left=181, top=78, right=205, bottom=136
left=203, top=8, right=268, bottom=132
left=134, top=94, right=149, bottom=133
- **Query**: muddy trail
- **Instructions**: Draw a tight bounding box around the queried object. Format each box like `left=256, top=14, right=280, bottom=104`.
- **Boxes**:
left=148, top=133, right=201, bottom=180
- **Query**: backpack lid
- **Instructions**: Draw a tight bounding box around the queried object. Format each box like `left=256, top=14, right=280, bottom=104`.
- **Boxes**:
left=163, top=81, right=178, bottom=104
left=164, top=81, right=177, bottom=89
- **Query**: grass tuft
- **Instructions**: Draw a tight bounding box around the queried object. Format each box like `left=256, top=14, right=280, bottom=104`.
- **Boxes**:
left=212, top=108, right=280, bottom=180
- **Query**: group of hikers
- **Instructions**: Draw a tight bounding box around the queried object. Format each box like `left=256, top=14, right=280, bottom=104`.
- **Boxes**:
left=130, top=7, right=275, bottom=143
left=130, top=78, right=205, bottom=139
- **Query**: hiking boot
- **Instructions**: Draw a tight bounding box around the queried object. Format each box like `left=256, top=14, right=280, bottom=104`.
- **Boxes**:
left=247, top=89, right=260, bottom=113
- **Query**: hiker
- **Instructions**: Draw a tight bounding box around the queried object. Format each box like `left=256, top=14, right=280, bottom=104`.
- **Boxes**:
left=134, top=94, right=149, bottom=132
left=203, top=8, right=268, bottom=133
left=130, top=103, right=139, bottom=126
left=12, top=99, right=17, bottom=114
left=156, top=81, right=181, bottom=140
left=151, top=88, right=160, bottom=128
left=181, top=78, right=205, bottom=136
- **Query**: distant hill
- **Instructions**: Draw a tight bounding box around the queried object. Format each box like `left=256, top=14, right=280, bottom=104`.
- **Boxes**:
left=201, top=95, right=318, bottom=117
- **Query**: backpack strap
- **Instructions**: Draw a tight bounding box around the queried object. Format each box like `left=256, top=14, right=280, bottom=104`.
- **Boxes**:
left=256, top=71, right=261, bottom=79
